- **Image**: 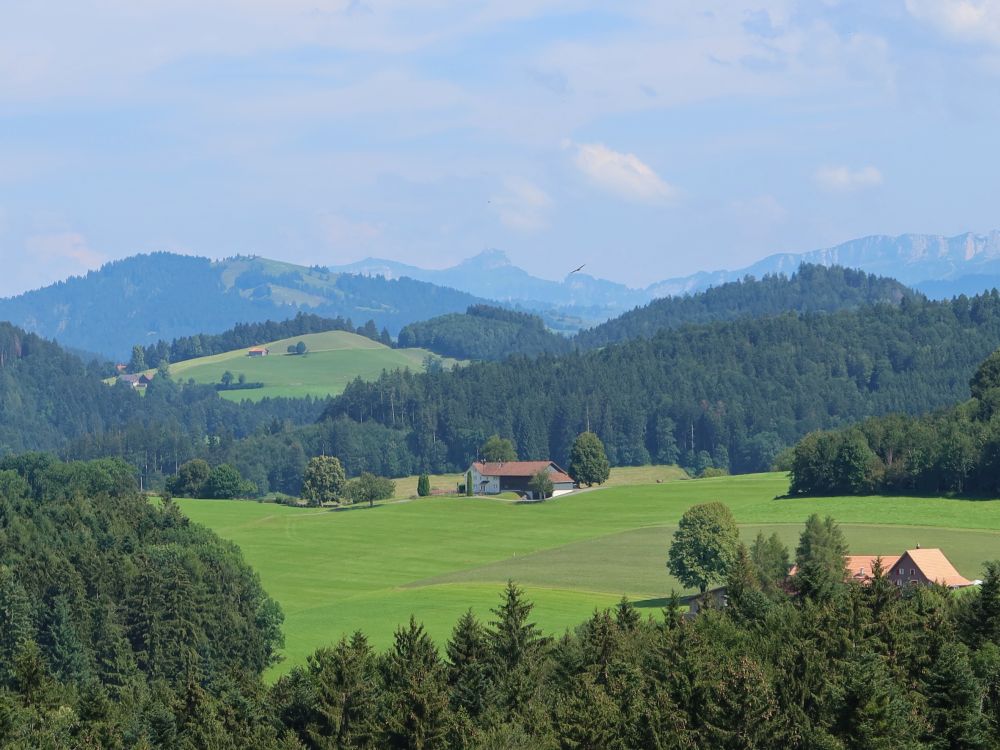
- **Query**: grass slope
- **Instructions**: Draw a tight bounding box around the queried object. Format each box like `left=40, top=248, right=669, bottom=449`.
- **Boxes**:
left=168, top=330, right=457, bottom=401
left=178, top=472, right=1000, bottom=678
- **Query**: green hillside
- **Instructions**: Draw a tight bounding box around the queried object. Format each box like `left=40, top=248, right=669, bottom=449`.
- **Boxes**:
left=178, top=471, right=1000, bottom=677
left=169, top=330, right=458, bottom=401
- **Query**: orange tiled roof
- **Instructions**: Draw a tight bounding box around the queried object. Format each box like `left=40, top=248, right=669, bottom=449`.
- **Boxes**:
left=902, top=548, right=972, bottom=587
left=472, top=461, right=573, bottom=484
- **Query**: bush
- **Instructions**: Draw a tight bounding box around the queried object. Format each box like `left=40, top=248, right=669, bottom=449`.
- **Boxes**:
left=417, top=473, right=431, bottom=497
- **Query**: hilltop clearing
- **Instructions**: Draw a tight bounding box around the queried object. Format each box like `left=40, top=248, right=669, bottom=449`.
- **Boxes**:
left=168, top=330, right=460, bottom=401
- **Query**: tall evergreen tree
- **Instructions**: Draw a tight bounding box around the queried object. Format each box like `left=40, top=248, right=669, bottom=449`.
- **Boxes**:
left=794, top=514, right=849, bottom=601
left=380, top=617, right=451, bottom=750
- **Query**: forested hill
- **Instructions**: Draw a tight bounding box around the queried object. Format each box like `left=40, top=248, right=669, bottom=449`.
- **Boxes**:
left=0, top=321, right=321, bottom=467
left=319, top=290, right=1000, bottom=476
left=397, top=305, right=572, bottom=360
left=0, top=252, right=486, bottom=359
left=575, top=264, right=916, bottom=349
left=396, top=265, right=916, bottom=360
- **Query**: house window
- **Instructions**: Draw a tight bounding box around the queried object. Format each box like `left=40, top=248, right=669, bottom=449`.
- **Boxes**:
left=910, top=569, right=915, bottom=576
left=898, top=568, right=904, bottom=575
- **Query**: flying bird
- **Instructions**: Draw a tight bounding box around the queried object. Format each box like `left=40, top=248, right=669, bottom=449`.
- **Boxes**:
left=569, top=264, right=586, bottom=274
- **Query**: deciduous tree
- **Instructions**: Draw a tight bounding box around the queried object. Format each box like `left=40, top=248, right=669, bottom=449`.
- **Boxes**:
left=667, top=502, right=739, bottom=594
left=301, top=456, right=346, bottom=506
left=569, top=431, right=610, bottom=487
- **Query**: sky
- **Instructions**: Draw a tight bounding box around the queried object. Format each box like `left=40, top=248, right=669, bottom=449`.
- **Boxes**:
left=1, top=0, right=1000, bottom=296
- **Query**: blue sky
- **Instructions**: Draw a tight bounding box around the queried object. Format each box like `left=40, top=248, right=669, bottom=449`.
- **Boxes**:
left=1, top=0, right=1000, bottom=296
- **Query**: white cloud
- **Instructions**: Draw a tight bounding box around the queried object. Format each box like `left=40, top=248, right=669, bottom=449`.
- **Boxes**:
left=25, top=232, right=105, bottom=269
left=906, top=0, right=1000, bottom=46
left=571, top=142, right=677, bottom=204
left=491, top=178, right=552, bottom=231
left=813, top=165, right=883, bottom=191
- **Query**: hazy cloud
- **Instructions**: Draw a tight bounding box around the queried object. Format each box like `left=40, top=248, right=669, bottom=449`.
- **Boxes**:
left=491, top=178, right=552, bottom=232
left=571, top=142, right=677, bottom=204
left=26, top=232, right=104, bottom=268
left=813, top=165, right=884, bottom=192
left=906, top=0, right=1000, bottom=46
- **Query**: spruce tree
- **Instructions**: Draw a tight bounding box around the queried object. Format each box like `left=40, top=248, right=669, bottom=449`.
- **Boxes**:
left=446, top=609, right=489, bottom=717
left=486, top=582, right=550, bottom=713
left=0, top=566, right=34, bottom=688
left=794, top=514, right=848, bottom=601
left=380, top=617, right=451, bottom=749
left=924, top=642, right=990, bottom=749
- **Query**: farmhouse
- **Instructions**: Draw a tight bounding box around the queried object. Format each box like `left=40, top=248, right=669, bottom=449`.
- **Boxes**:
left=843, top=548, right=974, bottom=588
left=248, top=346, right=269, bottom=357
left=118, top=373, right=142, bottom=388
left=469, top=460, right=575, bottom=499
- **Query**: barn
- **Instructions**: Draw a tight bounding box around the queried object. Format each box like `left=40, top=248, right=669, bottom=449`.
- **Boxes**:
left=468, top=460, right=575, bottom=499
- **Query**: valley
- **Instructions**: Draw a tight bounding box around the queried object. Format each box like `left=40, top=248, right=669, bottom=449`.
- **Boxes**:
left=178, top=471, right=1000, bottom=677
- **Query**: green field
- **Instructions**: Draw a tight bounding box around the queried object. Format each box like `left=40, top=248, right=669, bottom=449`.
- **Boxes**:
left=167, top=330, right=458, bottom=401
left=178, top=472, right=1000, bottom=678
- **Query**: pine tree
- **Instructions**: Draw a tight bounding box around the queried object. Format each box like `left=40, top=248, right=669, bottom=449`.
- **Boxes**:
left=381, top=617, right=451, bottom=749
left=832, top=650, right=917, bottom=749
left=924, top=642, right=990, bottom=749
left=0, top=565, right=34, bottom=687
left=794, top=514, right=848, bottom=601
left=306, top=633, right=378, bottom=749
left=614, top=597, right=641, bottom=632
left=486, top=582, right=550, bottom=714
left=445, top=609, right=488, bottom=717
left=45, top=595, right=91, bottom=685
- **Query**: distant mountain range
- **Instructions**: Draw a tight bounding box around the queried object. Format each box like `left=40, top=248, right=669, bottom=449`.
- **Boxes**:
left=647, top=231, right=1000, bottom=300
left=4, top=231, right=1000, bottom=360
left=0, top=253, right=486, bottom=359
left=335, top=231, right=1000, bottom=312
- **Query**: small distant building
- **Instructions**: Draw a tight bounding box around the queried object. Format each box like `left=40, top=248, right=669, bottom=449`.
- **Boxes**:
left=838, top=548, right=973, bottom=589
left=248, top=346, right=269, bottom=357
left=117, top=373, right=143, bottom=389
left=117, top=372, right=155, bottom=390
left=468, top=460, right=575, bottom=499
left=115, top=363, right=128, bottom=373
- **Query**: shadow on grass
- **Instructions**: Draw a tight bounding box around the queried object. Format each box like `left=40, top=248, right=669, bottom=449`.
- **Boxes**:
left=632, top=597, right=673, bottom=610
left=773, top=490, right=1000, bottom=502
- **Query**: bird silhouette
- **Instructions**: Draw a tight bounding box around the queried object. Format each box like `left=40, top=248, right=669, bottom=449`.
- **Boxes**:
left=569, top=264, right=586, bottom=274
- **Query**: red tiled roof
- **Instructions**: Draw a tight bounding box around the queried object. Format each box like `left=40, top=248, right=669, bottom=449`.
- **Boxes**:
left=902, top=549, right=972, bottom=587
left=845, top=555, right=898, bottom=582
left=472, top=461, right=573, bottom=484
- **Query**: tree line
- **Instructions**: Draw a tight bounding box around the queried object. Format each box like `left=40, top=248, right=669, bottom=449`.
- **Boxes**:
left=790, top=346, right=1000, bottom=496
left=320, top=288, right=1000, bottom=477
left=134, top=311, right=393, bottom=371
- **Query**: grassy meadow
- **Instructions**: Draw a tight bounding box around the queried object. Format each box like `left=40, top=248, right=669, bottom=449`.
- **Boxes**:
left=178, top=471, right=1000, bottom=678
left=166, top=330, right=459, bottom=401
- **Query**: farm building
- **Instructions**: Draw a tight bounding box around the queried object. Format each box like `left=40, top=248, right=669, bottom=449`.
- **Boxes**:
left=468, top=460, right=575, bottom=499
left=248, top=346, right=269, bottom=357
left=117, top=372, right=156, bottom=389
left=843, top=548, right=974, bottom=588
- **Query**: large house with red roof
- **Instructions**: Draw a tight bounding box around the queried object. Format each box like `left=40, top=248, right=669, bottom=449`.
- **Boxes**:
left=844, top=548, right=973, bottom=589
left=469, top=460, right=576, bottom=499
